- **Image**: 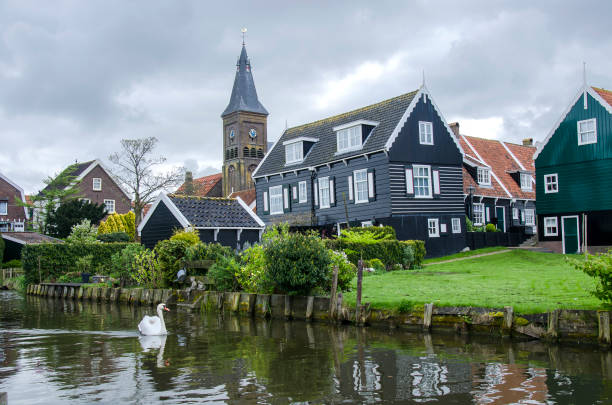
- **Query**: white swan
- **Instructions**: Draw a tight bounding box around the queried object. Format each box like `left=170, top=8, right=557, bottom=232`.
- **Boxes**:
left=138, top=303, right=170, bottom=335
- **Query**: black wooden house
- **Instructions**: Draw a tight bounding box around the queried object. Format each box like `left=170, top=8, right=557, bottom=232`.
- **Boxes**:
left=252, top=85, right=466, bottom=257
left=138, top=194, right=265, bottom=250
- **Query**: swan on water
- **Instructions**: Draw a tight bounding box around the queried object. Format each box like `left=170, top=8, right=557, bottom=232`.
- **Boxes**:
left=138, top=303, right=170, bottom=335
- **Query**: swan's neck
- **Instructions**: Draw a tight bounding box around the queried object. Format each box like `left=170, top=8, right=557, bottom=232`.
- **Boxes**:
left=157, top=307, right=167, bottom=334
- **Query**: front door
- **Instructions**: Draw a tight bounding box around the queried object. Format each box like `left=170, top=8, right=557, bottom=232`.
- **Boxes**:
left=562, top=216, right=580, bottom=254
left=495, top=207, right=505, bottom=232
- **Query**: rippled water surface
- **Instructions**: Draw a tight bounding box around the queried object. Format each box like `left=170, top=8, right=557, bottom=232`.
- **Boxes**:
left=1, top=290, right=611, bottom=404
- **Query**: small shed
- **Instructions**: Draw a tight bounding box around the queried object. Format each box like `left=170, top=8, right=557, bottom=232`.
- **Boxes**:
left=1, top=232, right=63, bottom=262
left=138, top=194, right=265, bottom=250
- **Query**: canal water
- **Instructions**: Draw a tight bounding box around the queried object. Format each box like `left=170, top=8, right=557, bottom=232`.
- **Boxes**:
left=1, top=291, right=611, bottom=404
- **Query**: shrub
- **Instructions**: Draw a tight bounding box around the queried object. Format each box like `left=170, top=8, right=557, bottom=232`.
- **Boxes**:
left=340, top=226, right=396, bottom=241
left=97, top=232, right=131, bottom=242
left=98, top=212, right=136, bottom=240
left=569, top=250, right=612, bottom=303
left=208, top=255, right=241, bottom=292
left=366, top=258, right=385, bottom=272
left=466, top=216, right=474, bottom=232
left=2, top=259, right=22, bottom=269
left=170, top=228, right=201, bottom=246
left=110, top=244, right=146, bottom=286
left=265, top=231, right=332, bottom=295
left=324, top=239, right=425, bottom=269
left=327, top=250, right=356, bottom=292
left=237, top=243, right=274, bottom=293
left=131, top=249, right=164, bottom=289
left=485, top=223, right=498, bottom=232
left=402, top=244, right=415, bottom=269
left=75, top=254, right=94, bottom=274
left=154, top=239, right=190, bottom=286
left=66, top=219, right=98, bottom=243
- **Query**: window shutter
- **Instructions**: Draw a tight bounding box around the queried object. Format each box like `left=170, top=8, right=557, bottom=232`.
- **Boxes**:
left=314, top=182, right=319, bottom=208
left=348, top=176, right=354, bottom=201
left=263, top=191, right=269, bottom=214
left=520, top=210, right=525, bottom=223
left=433, top=170, right=440, bottom=195
left=367, top=168, right=376, bottom=201
left=292, top=184, right=298, bottom=203
left=486, top=206, right=490, bottom=222
left=405, top=168, right=414, bottom=195
left=329, top=177, right=336, bottom=206
left=283, top=184, right=291, bottom=213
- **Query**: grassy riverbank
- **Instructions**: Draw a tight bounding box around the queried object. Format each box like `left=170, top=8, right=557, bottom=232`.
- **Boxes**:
left=344, top=249, right=600, bottom=314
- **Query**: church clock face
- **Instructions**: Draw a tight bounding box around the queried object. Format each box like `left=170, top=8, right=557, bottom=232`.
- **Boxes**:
left=249, top=128, right=257, bottom=139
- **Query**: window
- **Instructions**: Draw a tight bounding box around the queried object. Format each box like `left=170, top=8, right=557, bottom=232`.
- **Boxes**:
left=361, top=221, right=373, bottom=227
left=318, top=177, right=330, bottom=209
left=452, top=218, right=461, bottom=233
left=513, top=208, right=519, bottom=220
left=354, top=169, right=368, bottom=203
left=413, top=165, right=432, bottom=198
left=104, top=199, right=115, bottom=214
left=81, top=198, right=91, bottom=204
left=419, top=121, right=433, bottom=145
left=545, top=174, right=558, bottom=193
left=577, top=118, right=597, bottom=145
left=524, top=209, right=535, bottom=226
left=14, top=222, right=24, bottom=232
left=520, top=173, right=532, bottom=191
left=477, top=167, right=491, bottom=186
left=269, top=186, right=283, bottom=215
left=299, top=181, right=307, bottom=203
left=285, top=142, right=303, bottom=164
left=428, top=218, right=439, bottom=237
left=337, top=126, right=362, bottom=152
left=473, top=203, right=484, bottom=225
left=93, top=178, right=102, bottom=191
left=544, top=217, right=558, bottom=236
left=0, top=201, right=7, bottom=215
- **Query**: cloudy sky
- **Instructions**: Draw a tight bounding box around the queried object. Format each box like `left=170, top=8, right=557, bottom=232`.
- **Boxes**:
left=1, top=0, right=611, bottom=194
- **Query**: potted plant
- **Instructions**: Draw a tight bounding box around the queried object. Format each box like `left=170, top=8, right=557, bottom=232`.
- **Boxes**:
left=75, top=255, right=94, bottom=283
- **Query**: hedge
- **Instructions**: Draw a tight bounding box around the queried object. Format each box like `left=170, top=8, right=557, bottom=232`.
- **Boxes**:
left=22, top=242, right=138, bottom=285
left=325, top=239, right=425, bottom=269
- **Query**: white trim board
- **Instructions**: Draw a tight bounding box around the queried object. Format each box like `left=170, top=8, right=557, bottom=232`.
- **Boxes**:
left=235, top=196, right=266, bottom=227
left=499, top=141, right=527, bottom=171
left=137, top=193, right=191, bottom=235
left=561, top=215, right=580, bottom=254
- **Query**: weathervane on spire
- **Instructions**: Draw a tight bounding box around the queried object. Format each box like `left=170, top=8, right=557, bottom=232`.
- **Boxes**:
left=241, top=27, right=247, bottom=45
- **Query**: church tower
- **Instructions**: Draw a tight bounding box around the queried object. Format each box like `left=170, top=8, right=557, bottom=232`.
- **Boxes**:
left=221, top=41, right=268, bottom=196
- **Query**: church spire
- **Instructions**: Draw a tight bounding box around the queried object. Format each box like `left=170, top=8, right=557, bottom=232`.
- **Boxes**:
left=221, top=40, right=268, bottom=117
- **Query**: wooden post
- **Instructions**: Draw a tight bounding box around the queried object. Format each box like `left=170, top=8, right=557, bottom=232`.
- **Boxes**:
left=337, top=292, right=344, bottom=321
left=547, top=309, right=560, bottom=339
left=423, top=303, right=434, bottom=330
left=306, top=296, right=314, bottom=321
left=599, top=311, right=611, bottom=346
left=503, top=306, right=514, bottom=335
left=355, top=260, right=363, bottom=324
left=284, top=295, right=292, bottom=320
left=330, top=266, right=339, bottom=320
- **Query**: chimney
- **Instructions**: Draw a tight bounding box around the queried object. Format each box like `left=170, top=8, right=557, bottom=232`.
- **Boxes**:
left=449, top=122, right=460, bottom=137
left=184, top=171, right=194, bottom=195
left=522, top=138, right=533, bottom=146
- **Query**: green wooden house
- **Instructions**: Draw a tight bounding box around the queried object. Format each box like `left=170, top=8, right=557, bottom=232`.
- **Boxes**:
left=534, top=83, right=612, bottom=254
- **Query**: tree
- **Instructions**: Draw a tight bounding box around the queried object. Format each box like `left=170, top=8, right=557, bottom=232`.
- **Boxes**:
left=98, top=212, right=136, bottom=240
left=47, top=199, right=107, bottom=238
left=109, top=137, right=183, bottom=233
left=65, top=219, right=99, bottom=244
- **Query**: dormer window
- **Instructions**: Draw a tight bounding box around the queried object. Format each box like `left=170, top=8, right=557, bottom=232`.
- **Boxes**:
left=577, top=118, right=597, bottom=145
left=333, top=120, right=379, bottom=154
left=520, top=173, right=533, bottom=191
left=283, top=137, right=318, bottom=166
left=477, top=167, right=491, bottom=186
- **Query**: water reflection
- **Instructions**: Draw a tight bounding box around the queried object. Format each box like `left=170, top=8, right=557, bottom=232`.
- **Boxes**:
left=0, top=291, right=611, bottom=404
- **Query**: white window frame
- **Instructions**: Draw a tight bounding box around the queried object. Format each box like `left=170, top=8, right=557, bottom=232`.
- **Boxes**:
left=318, top=177, right=330, bottom=209
left=103, top=199, right=115, bottom=214
left=285, top=142, right=303, bottom=164
left=269, top=185, right=283, bottom=215
left=524, top=208, right=535, bottom=226
left=477, top=167, right=491, bottom=186
left=0, top=200, right=7, bottom=215
left=298, top=181, right=307, bottom=203
left=427, top=218, right=439, bottom=237
left=513, top=208, right=519, bottom=220
left=361, top=221, right=373, bottom=227
left=13, top=222, right=24, bottom=232
left=353, top=169, right=368, bottom=204
left=544, top=217, right=558, bottom=236
left=520, top=173, right=532, bottom=191
left=544, top=174, right=558, bottom=194
left=413, top=165, right=432, bottom=198
left=336, top=125, right=362, bottom=153
left=451, top=218, right=461, bottom=234
left=419, top=121, right=433, bottom=145
left=92, top=177, right=102, bottom=191
left=577, top=118, right=597, bottom=145
left=473, top=203, right=484, bottom=226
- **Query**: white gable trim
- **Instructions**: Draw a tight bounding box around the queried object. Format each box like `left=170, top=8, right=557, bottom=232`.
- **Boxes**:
left=499, top=141, right=526, bottom=171
left=282, top=137, right=319, bottom=145
left=462, top=135, right=512, bottom=198
left=235, top=196, right=266, bottom=227
left=137, top=193, right=190, bottom=236
left=0, top=171, right=29, bottom=220
left=332, top=120, right=379, bottom=132
left=534, top=85, right=612, bottom=160
left=490, top=172, right=513, bottom=199
left=73, top=159, right=132, bottom=201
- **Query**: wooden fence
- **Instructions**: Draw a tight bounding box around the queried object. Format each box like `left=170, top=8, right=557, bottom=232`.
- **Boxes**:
left=1, top=268, right=24, bottom=281
left=465, top=232, right=526, bottom=250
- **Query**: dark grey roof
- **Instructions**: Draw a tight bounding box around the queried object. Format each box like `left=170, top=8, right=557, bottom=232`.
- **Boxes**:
left=254, top=91, right=418, bottom=177
left=221, top=45, right=268, bottom=117
left=168, top=195, right=263, bottom=228
left=40, top=160, right=95, bottom=194
left=2, top=232, right=64, bottom=245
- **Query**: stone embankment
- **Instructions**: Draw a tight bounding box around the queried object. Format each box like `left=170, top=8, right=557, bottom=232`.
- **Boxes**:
left=25, top=283, right=612, bottom=347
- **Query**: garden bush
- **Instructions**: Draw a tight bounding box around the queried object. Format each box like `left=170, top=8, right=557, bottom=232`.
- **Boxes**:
left=340, top=226, right=396, bottom=241
left=327, top=250, right=356, bottom=292
left=2, top=259, right=22, bottom=269
left=324, top=239, right=425, bottom=269
left=485, top=223, right=498, bottom=232
left=237, top=243, right=274, bottom=293
left=131, top=249, right=164, bottom=289
left=265, top=231, right=332, bottom=295
left=110, top=243, right=146, bottom=286
left=208, top=255, right=241, bottom=291
left=170, top=228, right=201, bottom=246
left=22, top=242, right=137, bottom=285
left=570, top=250, right=612, bottom=303
left=154, top=239, right=190, bottom=286
left=66, top=219, right=99, bottom=243
left=366, top=258, right=385, bottom=272
left=97, top=232, right=131, bottom=242
left=97, top=212, right=136, bottom=241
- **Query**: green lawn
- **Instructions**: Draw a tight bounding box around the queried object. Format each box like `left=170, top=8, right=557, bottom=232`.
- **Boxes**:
left=422, top=246, right=509, bottom=264
left=344, top=250, right=601, bottom=314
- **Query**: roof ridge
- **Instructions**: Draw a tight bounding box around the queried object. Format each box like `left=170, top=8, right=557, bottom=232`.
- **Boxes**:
left=286, top=90, right=419, bottom=133
left=169, top=194, right=234, bottom=201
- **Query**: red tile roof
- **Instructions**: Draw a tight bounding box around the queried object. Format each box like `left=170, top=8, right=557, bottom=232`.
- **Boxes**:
left=175, top=173, right=222, bottom=197
left=460, top=135, right=536, bottom=200
left=593, top=86, right=612, bottom=108
left=229, top=189, right=256, bottom=208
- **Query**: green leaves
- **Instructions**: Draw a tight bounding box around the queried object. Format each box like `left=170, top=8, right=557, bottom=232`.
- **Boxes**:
left=569, top=250, right=612, bottom=303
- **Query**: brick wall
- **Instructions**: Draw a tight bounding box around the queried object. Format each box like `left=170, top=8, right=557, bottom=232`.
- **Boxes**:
left=0, top=177, right=27, bottom=222
left=78, top=165, right=132, bottom=214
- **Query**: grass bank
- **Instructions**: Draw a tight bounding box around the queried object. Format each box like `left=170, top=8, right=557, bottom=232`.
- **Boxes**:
left=344, top=249, right=600, bottom=314
left=422, top=246, right=509, bottom=264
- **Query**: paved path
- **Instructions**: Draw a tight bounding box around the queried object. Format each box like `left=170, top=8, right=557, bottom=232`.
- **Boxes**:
left=423, top=249, right=511, bottom=266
